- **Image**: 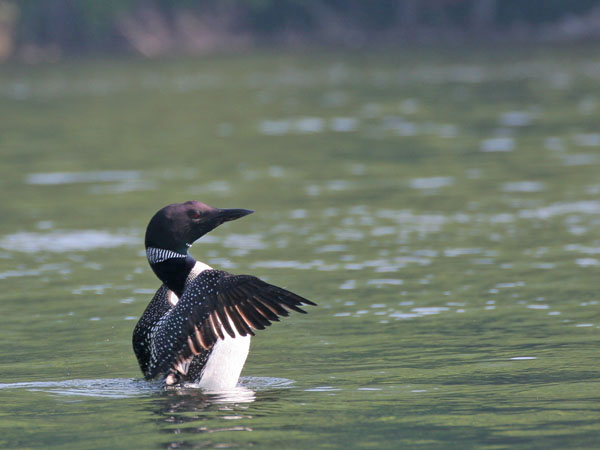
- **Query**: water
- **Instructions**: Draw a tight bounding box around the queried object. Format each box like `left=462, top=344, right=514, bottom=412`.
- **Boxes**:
left=1, top=46, right=600, bottom=449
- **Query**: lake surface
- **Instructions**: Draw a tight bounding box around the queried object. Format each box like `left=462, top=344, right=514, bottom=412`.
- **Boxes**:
left=1, top=46, right=600, bottom=449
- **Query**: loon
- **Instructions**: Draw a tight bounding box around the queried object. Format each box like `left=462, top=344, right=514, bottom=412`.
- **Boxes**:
left=132, top=201, right=316, bottom=389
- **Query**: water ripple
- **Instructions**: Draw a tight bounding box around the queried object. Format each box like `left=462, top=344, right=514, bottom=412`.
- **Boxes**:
left=0, top=230, right=138, bottom=253
left=409, top=177, right=454, bottom=190
left=519, top=201, right=600, bottom=219
left=0, top=376, right=292, bottom=401
left=502, top=181, right=546, bottom=192
left=480, top=137, right=515, bottom=152
left=26, top=170, right=141, bottom=185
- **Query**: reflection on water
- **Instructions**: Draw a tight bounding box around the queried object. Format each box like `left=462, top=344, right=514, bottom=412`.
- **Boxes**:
left=150, top=390, right=254, bottom=449
left=146, top=378, right=295, bottom=448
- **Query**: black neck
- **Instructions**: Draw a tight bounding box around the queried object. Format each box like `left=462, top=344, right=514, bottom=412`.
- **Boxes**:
left=150, top=255, right=196, bottom=298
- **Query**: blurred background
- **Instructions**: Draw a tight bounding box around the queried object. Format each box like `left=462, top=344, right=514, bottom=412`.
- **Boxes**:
left=1, top=0, right=600, bottom=62
left=2, top=2, right=600, bottom=450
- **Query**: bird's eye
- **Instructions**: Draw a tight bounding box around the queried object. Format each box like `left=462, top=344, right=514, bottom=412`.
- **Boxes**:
left=189, top=211, right=201, bottom=219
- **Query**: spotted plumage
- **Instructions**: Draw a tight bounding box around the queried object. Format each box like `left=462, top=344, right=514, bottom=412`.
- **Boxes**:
left=132, top=201, right=316, bottom=389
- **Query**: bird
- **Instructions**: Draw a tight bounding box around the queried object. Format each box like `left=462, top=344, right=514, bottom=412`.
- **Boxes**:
left=132, top=201, right=316, bottom=390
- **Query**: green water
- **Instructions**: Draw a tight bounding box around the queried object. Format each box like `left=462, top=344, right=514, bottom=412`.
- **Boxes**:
left=1, top=46, right=600, bottom=449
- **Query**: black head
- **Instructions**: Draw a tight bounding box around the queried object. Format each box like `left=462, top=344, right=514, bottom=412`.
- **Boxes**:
left=145, top=201, right=253, bottom=253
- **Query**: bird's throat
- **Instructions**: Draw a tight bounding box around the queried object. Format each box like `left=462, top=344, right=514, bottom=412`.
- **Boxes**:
left=150, top=255, right=197, bottom=298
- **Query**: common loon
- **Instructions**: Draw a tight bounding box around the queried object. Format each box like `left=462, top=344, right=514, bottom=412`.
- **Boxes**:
left=133, top=201, right=316, bottom=389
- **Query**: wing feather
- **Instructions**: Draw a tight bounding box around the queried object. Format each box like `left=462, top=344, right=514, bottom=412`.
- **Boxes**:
left=208, top=313, right=225, bottom=340
left=248, top=297, right=280, bottom=321
left=223, top=300, right=254, bottom=337
left=194, top=324, right=211, bottom=350
left=254, top=295, right=290, bottom=316
left=238, top=301, right=268, bottom=330
left=215, top=302, right=236, bottom=338
left=143, top=269, right=316, bottom=381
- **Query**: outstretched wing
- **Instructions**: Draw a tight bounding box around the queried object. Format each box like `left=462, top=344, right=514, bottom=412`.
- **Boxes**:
left=145, top=269, right=316, bottom=380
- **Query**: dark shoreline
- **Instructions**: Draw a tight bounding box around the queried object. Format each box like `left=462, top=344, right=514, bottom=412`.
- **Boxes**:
left=2, top=1, right=600, bottom=63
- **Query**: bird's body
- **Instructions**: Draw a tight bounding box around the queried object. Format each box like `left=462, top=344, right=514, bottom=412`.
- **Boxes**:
left=133, top=201, right=315, bottom=389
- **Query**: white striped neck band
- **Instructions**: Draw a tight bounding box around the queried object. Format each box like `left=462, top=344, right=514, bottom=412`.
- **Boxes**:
left=146, top=247, right=187, bottom=265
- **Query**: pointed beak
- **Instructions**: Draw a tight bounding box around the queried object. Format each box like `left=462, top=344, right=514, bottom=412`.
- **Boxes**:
left=218, top=208, right=254, bottom=222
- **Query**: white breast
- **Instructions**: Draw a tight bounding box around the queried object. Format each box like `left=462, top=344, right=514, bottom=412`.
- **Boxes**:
left=198, top=331, right=251, bottom=391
